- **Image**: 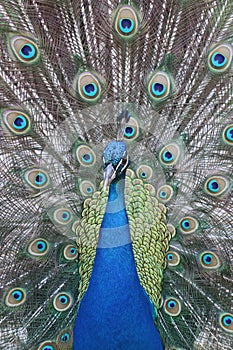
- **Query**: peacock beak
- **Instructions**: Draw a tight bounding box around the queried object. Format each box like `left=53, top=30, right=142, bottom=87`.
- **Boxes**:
left=103, top=163, right=116, bottom=190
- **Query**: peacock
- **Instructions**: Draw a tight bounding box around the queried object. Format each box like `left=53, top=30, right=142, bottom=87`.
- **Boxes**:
left=0, top=0, right=233, bottom=349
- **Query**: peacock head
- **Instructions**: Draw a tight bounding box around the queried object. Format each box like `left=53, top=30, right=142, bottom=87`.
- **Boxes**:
left=103, top=140, right=129, bottom=190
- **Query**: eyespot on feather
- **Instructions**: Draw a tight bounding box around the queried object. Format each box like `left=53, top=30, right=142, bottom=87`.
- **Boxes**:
left=208, top=43, right=233, bottom=73
left=219, top=313, right=233, bottom=333
left=5, top=288, right=26, bottom=307
left=74, top=71, right=103, bottom=103
left=113, top=5, right=140, bottom=39
left=123, top=117, right=140, bottom=141
left=136, top=165, right=153, bottom=181
left=164, top=297, right=181, bottom=316
left=53, top=292, right=73, bottom=312
left=23, top=168, right=50, bottom=190
left=37, top=342, right=58, bottom=350
left=57, top=329, right=73, bottom=348
left=178, top=216, right=199, bottom=234
left=79, top=180, right=96, bottom=197
left=147, top=72, right=171, bottom=103
left=28, top=238, right=49, bottom=256
left=9, top=35, right=40, bottom=64
left=166, top=251, right=180, bottom=267
left=1, top=110, right=31, bottom=135
left=159, top=143, right=181, bottom=166
left=74, top=144, right=96, bottom=167
left=63, top=244, right=79, bottom=261
left=53, top=208, right=73, bottom=225
left=204, top=175, right=230, bottom=197
left=222, top=124, right=233, bottom=145
left=199, top=251, right=221, bottom=269
left=157, top=185, right=174, bottom=203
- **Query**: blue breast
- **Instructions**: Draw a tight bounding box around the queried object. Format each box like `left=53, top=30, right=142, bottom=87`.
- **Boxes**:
left=73, top=175, right=164, bottom=349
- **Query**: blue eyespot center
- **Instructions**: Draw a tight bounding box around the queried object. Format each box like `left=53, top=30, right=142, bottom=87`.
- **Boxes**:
left=37, top=241, right=46, bottom=252
left=140, top=172, right=147, bottom=179
left=181, top=219, right=190, bottom=230
left=162, top=151, right=174, bottom=162
left=167, top=254, right=173, bottom=261
left=82, top=153, right=93, bottom=163
left=223, top=316, right=233, bottom=326
left=160, top=191, right=167, bottom=198
left=226, top=127, right=233, bottom=141
left=168, top=300, right=176, bottom=308
left=119, top=18, right=135, bottom=34
left=152, top=82, right=166, bottom=97
left=12, top=290, right=23, bottom=301
left=20, top=44, right=36, bottom=60
left=13, top=115, right=27, bottom=130
left=61, top=333, right=70, bottom=342
left=42, top=346, right=54, bottom=350
left=70, top=248, right=77, bottom=255
left=207, top=179, right=219, bottom=192
left=86, top=187, right=93, bottom=193
left=82, top=83, right=97, bottom=97
left=124, top=126, right=135, bottom=137
left=62, top=211, right=70, bottom=221
left=59, top=296, right=68, bottom=304
left=203, top=253, right=212, bottom=264
left=35, top=173, right=47, bottom=186
left=211, top=52, right=226, bottom=67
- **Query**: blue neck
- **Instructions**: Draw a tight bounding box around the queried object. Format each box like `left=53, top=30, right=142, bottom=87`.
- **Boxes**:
left=73, top=171, right=163, bottom=350
left=98, top=172, right=131, bottom=248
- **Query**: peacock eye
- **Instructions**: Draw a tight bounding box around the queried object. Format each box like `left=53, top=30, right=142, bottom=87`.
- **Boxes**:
left=208, top=43, right=233, bottom=73
left=75, top=71, right=103, bottom=103
left=53, top=292, right=73, bottom=311
left=222, top=124, right=233, bottom=145
left=28, top=238, right=49, bottom=256
left=157, top=185, right=174, bottom=203
left=148, top=71, right=171, bottom=102
left=74, top=144, right=96, bottom=167
left=164, top=297, right=181, bottom=316
left=38, top=342, right=58, bottom=350
left=79, top=180, right=95, bottom=197
left=136, top=165, right=153, bottom=181
left=53, top=208, right=72, bottom=225
left=9, top=35, right=40, bottom=64
left=5, top=288, right=26, bottom=307
left=219, top=313, right=233, bottom=333
left=123, top=117, right=140, bottom=141
left=24, top=168, right=50, bottom=190
left=204, top=175, right=229, bottom=197
left=42, top=346, right=54, bottom=350
left=2, top=110, right=31, bottom=135
left=166, top=251, right=180, bottom=266
left=57, top=329, right=73, bottom=347
left=199, top=251, right=220, bottom=269
left=113, top=5, right=139, bottom=39
left=179, top=216, right=198, bottom=234
left=159, top=143, right=181, bottom=166
left=63, top=244, right=79, bottom=260
left=61, top=332, right=70, bottom=342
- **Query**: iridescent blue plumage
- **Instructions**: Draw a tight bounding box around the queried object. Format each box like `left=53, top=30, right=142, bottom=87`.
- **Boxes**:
left=74, top=141, right=163, bottom=349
